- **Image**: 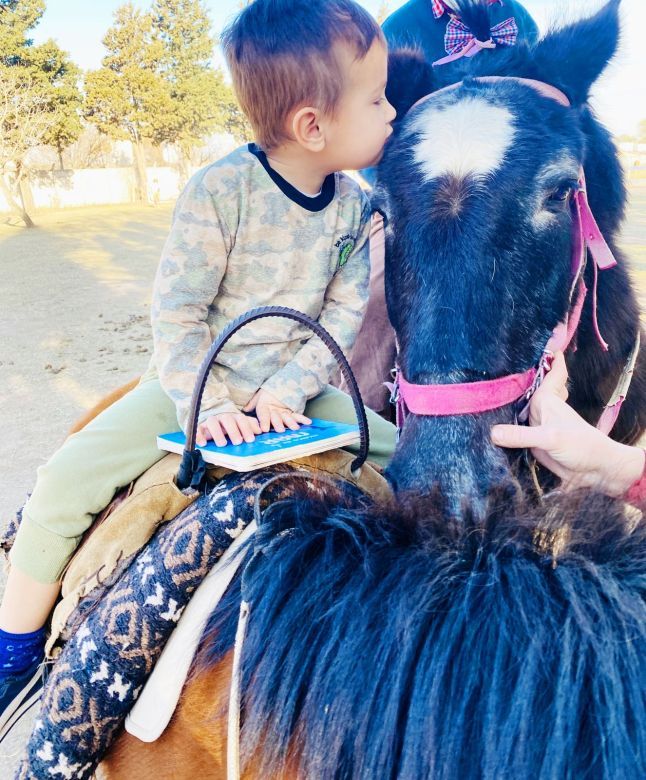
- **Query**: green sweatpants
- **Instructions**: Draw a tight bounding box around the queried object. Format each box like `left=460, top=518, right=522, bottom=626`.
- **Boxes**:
left=11, top=378, right=396, bottom=584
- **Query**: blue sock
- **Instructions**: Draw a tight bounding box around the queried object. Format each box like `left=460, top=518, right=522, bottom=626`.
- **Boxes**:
left=0, top=627, right=46, bottom=678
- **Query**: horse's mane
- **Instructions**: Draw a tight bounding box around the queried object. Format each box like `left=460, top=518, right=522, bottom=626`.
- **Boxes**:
left=195, top=487, right=645, bottom=779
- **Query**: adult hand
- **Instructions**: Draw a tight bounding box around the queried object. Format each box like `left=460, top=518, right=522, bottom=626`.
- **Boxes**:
left=491, top=352, right=644, bottom=496
left=243, top=388, right=311, bottom=433
left=197, top=411, right=262, bottom=448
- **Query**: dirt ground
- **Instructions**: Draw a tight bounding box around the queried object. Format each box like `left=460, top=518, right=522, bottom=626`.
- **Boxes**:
left=0, top=202, right=172, bottom=772
left=0, top=187, right=644, bottom=773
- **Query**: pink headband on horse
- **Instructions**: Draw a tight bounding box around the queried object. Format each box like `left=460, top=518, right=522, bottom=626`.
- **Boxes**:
left=393, top=77, right=625, bottom=434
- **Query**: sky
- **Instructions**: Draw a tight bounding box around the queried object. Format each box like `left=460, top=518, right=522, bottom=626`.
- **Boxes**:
left=30, top=0, right=646, bottom=137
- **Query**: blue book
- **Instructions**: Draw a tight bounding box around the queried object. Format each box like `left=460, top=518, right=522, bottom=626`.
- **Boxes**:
left=157, top=418, right=360, bottom=472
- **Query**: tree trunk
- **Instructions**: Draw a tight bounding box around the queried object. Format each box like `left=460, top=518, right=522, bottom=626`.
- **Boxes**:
left=178, top=142, right=191, bottom=187
left=0, top=169, right=34, bottom=228
left=132, top=140, right=148, bottom=203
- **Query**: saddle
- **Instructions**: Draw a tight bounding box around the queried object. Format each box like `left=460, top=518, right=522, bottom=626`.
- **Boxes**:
left=2, top=449, right=389, bottom=661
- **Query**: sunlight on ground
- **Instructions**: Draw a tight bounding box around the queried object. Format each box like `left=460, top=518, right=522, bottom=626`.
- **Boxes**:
left=623, top=187, right=646, bottom=312
left=0, top=203, right=174, bottom=297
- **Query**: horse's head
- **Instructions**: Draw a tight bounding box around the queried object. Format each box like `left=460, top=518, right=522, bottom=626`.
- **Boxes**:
left=379, top=0, right=635, bottom=508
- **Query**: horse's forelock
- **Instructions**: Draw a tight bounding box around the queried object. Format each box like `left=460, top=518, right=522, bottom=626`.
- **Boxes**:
left=449, top=0, right=497, bottom=43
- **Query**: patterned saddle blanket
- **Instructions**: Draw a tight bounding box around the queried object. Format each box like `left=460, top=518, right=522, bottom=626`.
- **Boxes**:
left=4, top=452, right=389, bottom=779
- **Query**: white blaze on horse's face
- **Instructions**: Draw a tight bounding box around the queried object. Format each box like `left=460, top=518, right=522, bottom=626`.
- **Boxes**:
left=409, top=96, right=516, bottom=182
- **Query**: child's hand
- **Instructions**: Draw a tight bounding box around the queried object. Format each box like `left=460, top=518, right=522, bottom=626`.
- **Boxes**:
left=243, top=389, right=311, bottom=433
left=197, top=411, right=262, bottom=448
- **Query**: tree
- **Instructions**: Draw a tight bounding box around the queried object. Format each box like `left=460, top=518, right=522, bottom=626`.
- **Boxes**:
left=84, top=3, right=175, bottom=202
left=151, top=0, right=250, bottom=173
left=0, top=67, right=56, bottom=225
left=38, top=50, right=82, bottom=169
left=0, top=0, right=82, bottom=224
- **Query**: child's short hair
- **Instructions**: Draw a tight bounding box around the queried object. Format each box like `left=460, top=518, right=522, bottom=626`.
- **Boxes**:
left=221, top=0, right=384, bottom=150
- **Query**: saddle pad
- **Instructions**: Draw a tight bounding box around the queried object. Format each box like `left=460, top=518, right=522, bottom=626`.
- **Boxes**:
left=124, top=519, right=257, bottom=742
left=47, top=454, right=198, bottom=657
left=17, top=469, right=286, bottom=780
left=123, top=451, right=391, bottom=743
left=46, top=449, right=389, bottom=656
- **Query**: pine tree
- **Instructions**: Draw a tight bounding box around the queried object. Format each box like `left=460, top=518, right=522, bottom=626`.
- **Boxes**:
left=151, top=0, right=249, bottom=173
left=85, top=1, right=248, bottom=201
left=84, top=3, right=175, bottom=202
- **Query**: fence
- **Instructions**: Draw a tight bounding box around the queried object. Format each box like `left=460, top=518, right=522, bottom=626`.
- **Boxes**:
left=0, top=166, right=188, bottom=212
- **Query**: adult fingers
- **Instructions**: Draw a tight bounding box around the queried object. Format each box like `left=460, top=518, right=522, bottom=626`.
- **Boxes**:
left=205, top=417, right=227, bottom=447
left=491, top=423, right=551, bottom=450
left=542, top=352, right=569, bottom=398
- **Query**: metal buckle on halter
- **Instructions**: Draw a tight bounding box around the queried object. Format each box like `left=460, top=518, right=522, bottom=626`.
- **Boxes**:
left=516, top=350, right=554, bottom=423
left=388, top=367, right=405, bottom=439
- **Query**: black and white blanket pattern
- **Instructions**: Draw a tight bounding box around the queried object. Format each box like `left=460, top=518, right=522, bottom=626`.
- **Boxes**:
left=16, top=466, right=304, bottom=780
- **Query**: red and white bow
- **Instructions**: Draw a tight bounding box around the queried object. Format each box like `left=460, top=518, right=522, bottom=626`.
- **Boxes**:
left=434, top=16, right=518, bottom=67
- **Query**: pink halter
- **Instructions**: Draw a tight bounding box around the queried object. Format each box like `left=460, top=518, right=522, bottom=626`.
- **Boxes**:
left=393, top=77, right=619, bottom=431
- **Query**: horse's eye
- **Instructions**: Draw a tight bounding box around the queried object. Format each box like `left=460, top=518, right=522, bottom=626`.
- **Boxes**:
left=549, top=184, right=574, bottom=203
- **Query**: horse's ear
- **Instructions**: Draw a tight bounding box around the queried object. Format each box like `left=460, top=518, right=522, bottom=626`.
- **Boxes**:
left=386, top=47, right=435, bottom=121
left=531, top=0, right=621, bottom=105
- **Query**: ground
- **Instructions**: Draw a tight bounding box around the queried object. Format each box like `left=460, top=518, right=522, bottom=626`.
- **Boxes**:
left=0, top=185, right=644, bottom=773
left=0, top=202, right=172, bottom=773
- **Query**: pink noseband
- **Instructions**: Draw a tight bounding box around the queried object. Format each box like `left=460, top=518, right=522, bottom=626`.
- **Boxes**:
left=393, top=77, right=619, bottom=430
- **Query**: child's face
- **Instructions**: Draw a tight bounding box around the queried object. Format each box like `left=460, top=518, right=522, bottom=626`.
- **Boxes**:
left=324, top=40, right=396, bottom=171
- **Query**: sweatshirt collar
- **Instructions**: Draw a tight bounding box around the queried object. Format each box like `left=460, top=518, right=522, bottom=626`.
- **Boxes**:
left=248, top=144, right=336, bottom=213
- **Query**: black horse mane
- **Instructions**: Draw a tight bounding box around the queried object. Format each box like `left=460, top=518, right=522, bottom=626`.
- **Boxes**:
left=195, top=483, right=645, bottom=778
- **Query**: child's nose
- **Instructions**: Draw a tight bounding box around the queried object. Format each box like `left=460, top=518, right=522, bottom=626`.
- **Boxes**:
left=386, top=99, right=397, bottom=123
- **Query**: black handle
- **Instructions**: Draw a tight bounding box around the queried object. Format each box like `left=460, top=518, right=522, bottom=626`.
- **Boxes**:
left=176, top=306, right=370, bottom=489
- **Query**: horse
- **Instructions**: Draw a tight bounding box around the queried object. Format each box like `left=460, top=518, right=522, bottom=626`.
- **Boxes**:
left=27, top=1, right=646, bottom=777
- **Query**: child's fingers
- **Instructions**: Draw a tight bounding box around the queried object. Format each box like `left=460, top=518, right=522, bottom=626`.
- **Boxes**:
left=236, top=415, right=258, bottom=443
left=247, top=415, right=262, bottom=436
left=243, top=392, right=259, bottom=413
left=196, top=423, right=210, bottom=447
left=256, top=406, right=271, bottom=433
left=205, top=417, right=228, bottom=447
left=280, top=412, right=301, bottom=431
left=294, top=414, right=311, bottom=425
left=219, top=415, right=244, bottom=446
left=542, top=352, right=569, bottom=398
left=270, top=410, right=285, bottom=433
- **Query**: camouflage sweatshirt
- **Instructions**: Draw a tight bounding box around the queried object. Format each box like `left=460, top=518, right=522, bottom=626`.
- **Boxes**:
left=144, top=144, right=372, bottom=430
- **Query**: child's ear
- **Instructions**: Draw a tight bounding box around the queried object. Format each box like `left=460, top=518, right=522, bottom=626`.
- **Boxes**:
left=291, top=107, right=325, bottom=152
